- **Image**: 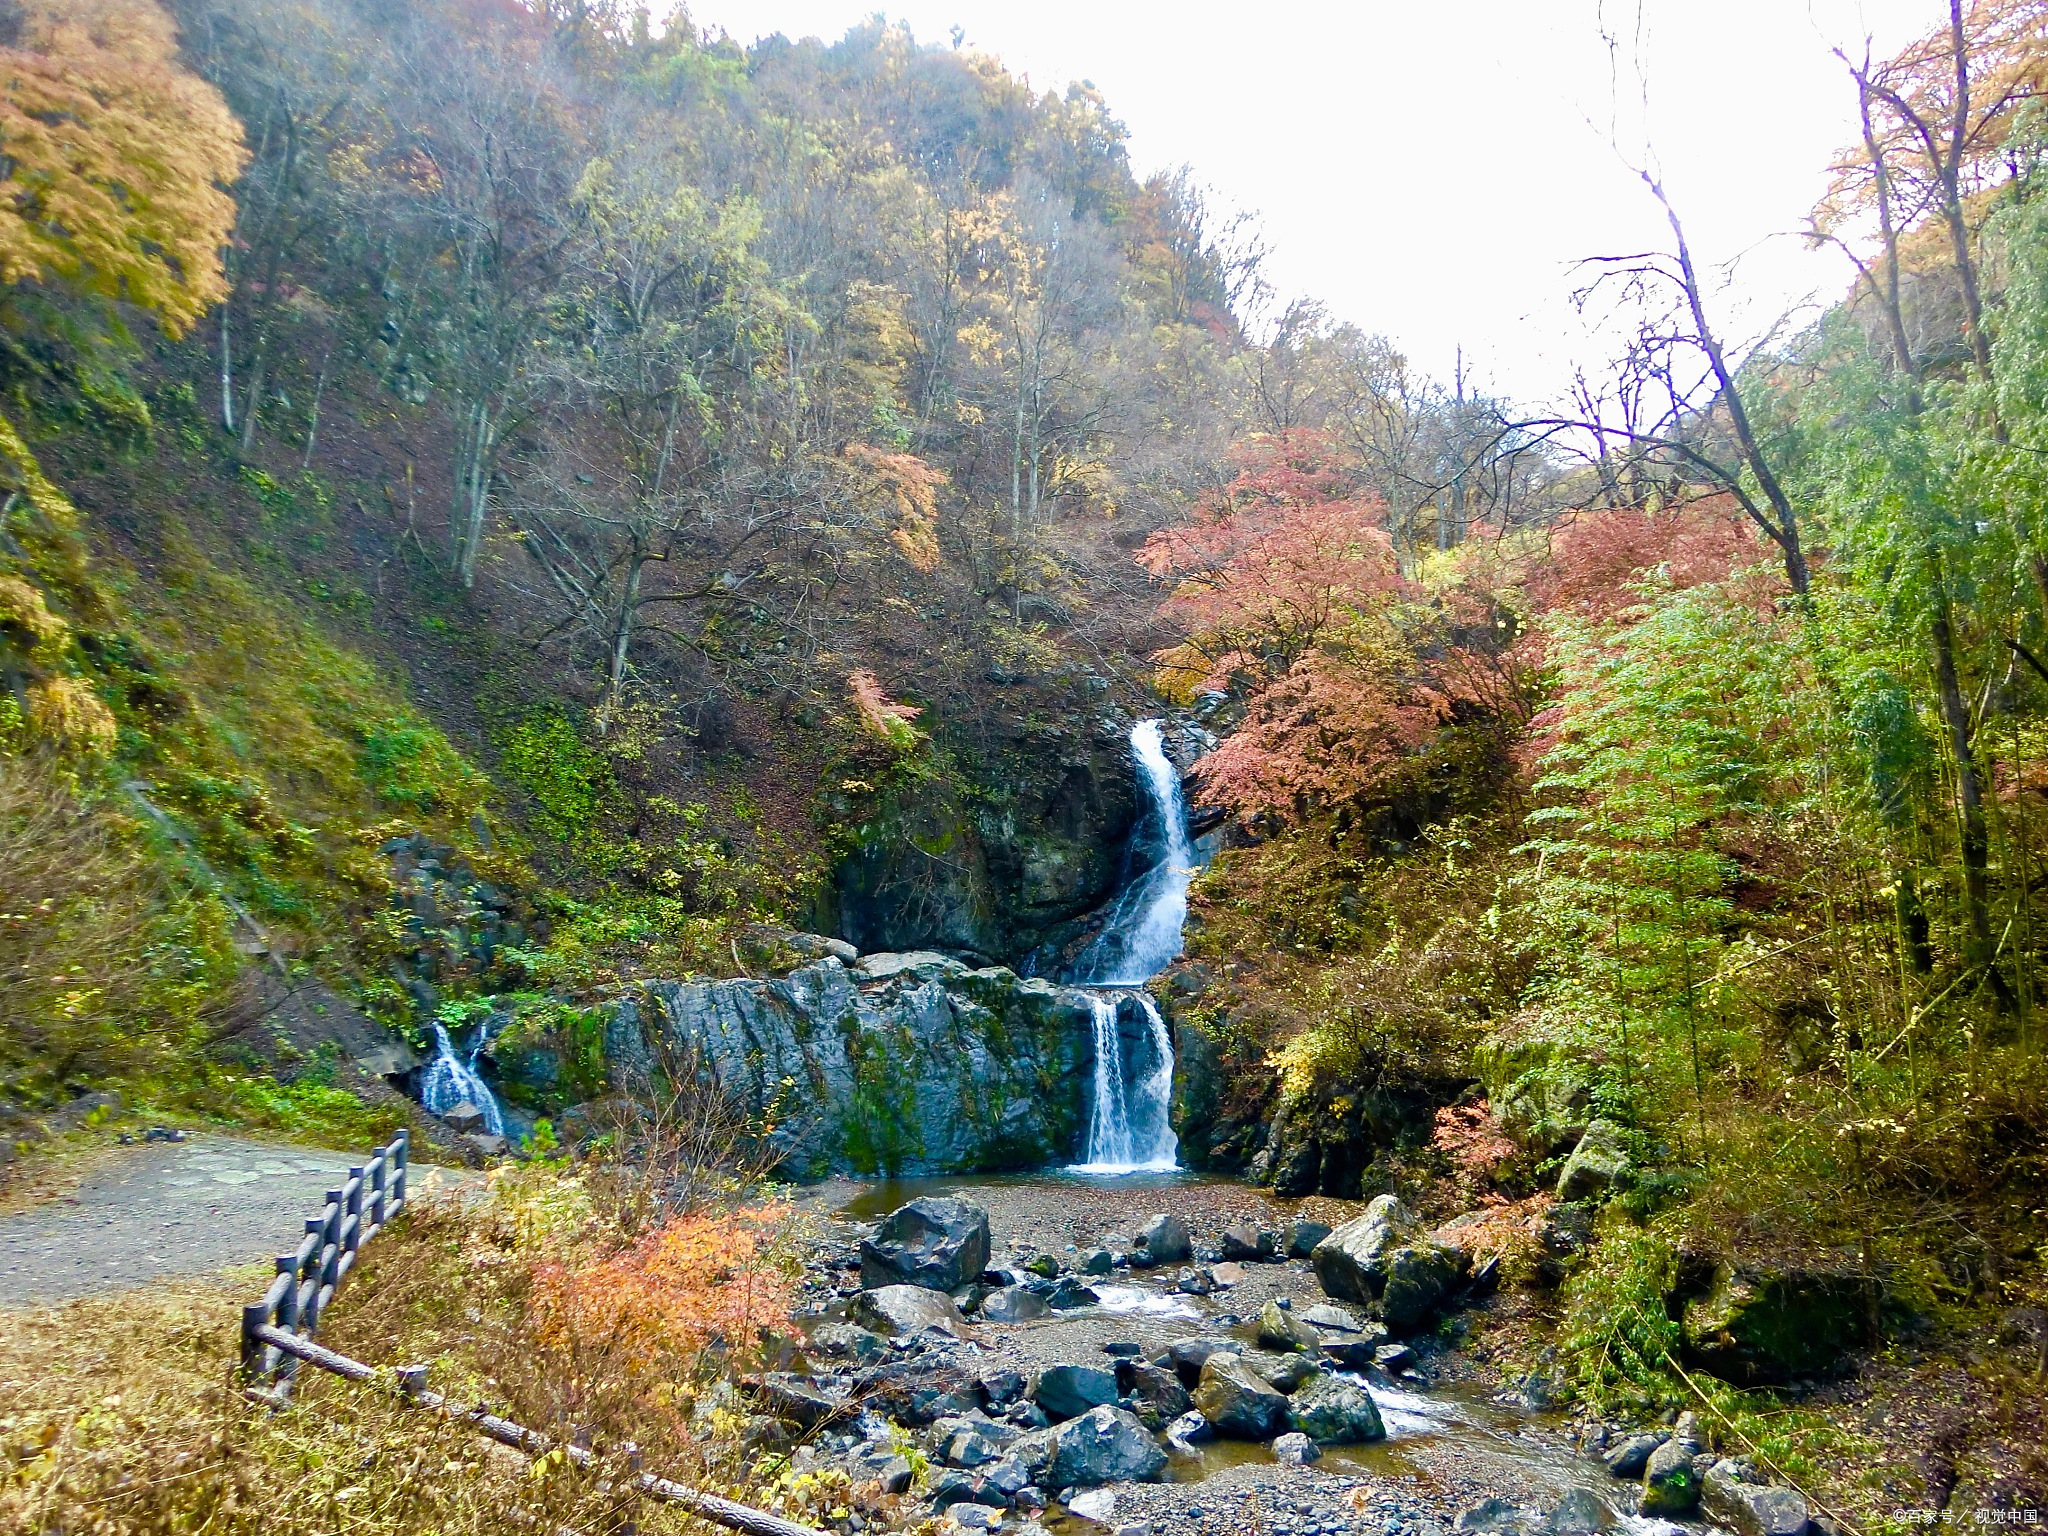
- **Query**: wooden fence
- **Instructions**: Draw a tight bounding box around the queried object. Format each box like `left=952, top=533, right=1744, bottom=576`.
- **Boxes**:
left=240, top=1127, right=408, bottom=1391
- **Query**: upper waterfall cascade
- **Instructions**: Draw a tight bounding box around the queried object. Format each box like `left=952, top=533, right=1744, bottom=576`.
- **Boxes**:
left=1067, top=719, right=1202, bottom=1174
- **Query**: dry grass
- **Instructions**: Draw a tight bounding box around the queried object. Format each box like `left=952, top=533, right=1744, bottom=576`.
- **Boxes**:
left=0, top=1171, right=903, bottom=1536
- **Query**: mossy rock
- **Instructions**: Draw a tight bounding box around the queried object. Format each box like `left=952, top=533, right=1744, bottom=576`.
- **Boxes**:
left=1681, top=1262, right=1874, bottom=1384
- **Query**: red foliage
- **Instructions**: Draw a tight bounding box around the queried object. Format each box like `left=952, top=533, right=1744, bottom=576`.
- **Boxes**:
left=1529, top=494, right=1761, bottom=622
left=1140, top=430, right=1403, bottom=691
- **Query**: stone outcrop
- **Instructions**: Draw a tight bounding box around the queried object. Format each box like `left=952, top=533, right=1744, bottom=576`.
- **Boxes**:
left=607, top=951, right=1098, bottom=1177
left=1556, top=1118, right=1630, bottom=1202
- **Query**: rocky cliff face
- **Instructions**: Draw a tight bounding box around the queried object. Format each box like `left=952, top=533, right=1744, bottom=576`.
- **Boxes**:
left=822, top=713, right=1143, bottom=969
left=604, top=951, right=1098, bottom=1178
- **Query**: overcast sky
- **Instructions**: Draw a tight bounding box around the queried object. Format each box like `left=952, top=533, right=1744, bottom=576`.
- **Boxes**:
left=695, top=0, right=1942, bottom=406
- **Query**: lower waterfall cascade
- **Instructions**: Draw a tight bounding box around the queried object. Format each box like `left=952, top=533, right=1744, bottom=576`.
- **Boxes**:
left=1067, top=718, right=1203, bottom=1174
left=420, top=1021, right=506, bottom=1136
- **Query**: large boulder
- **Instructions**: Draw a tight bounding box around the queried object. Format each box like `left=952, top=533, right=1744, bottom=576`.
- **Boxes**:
left=614, top=955, right=1098, bottom=1177
left=1682, top=1262, right=1873, bottom=1385
left=1285, top=1373, right=1386, bottom=1444
left=1041, top=1404, right=1168, bottom=1487
left=1379, top=1241, right=1472, bottom=1334
left=1133, top=1213, right=1193, bottom=1264
left=1029, top=1363, right=1118, bottom=1421
left=1703, top=1459, right=1812, bottom=1536
left=1310, top=1195, right=1418, bottom=1303
left=860, top=1198, right=992, bottom=1291
left=1556, top=1119, right=1630, bottom=1202
left=847, top=1284, right=966, bottom=1338
left=1192, top=1353, right=1291, bottom=1439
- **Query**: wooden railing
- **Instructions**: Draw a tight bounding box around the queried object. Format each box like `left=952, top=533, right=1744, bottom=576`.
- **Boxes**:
left=240, top=1127, right=408, bottom=1392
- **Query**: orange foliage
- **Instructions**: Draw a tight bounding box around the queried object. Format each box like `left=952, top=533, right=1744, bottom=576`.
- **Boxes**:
left=842, top=443, right=947, bottom=573
left=847, top=668, right=921, bottom=741
left=528, top=1204, right=794, bottom=1372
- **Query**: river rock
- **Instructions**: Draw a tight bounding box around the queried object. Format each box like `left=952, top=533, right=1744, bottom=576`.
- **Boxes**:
left=1192, top=1353, right=1290, bottom=1439
left=861, top=1198, right=992, bottom=1290
left=440, top=1101, right=487, bottom=1133
left=615, top=956, right=1099, bottom=1177
left=1380, top=1239, right=1473, bottom=1334
left=1162, top=1336, right=1239, bottom=1386
left=808, top=1322, right=887, bottom=1363
left=1458, top=1497, right=1537, bottom=1534
left=1116, top=1361, right=1192, bottom=1427
left=1081, top=1248, right=1115, bottom=1275
left=849, top=1284, right=967, bottom=1338
left=1256, top=1299, right=1320, bottom=1353
left=980, top=1285, right=1051, bottom=1323
left=1319, top=1330, right=1393, bottom=1369
left=1238, top=1348, right=1322, bottom=1393
left=1030, top=1363, right=1119, bottom=1421
left=1604, top=1433, right=1665, bottom=1477
left=1642, top=1438, right=1703, bottom=1516
left=1539, top=1488, right=1605, bottom=1535
left=1134, top=1212, right=1193, bottom=1264
left=1285, top=1372, right=1385, bottom=1444
left=1271, top=1430, right=1321, bottom=1465
left=1556, top=1119, right=1631, bottom=1202
left=1703, top=1459, right=1810, bottom=1536
left=1045, top=1277, right=1101, bottom=1310
left=1310, top=1195, right=1416, bottom=1302
left=1041, top=1404, right=1168, bottom=1486
left=846, top=1445, right=914, bottom=1493
left=1286, top=1219, right=1335, bottom=1259
left=1221, top=1224, right=1277, bottom=1261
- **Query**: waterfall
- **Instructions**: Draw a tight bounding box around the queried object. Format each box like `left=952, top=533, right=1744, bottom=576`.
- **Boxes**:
left=419, top=1021, right=505, bottom=1136
left=1067, top=719, right=1200, bottom=1174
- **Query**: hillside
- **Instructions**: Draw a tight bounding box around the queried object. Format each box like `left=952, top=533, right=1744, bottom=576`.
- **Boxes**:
left=3, top=1, right=2048, bottom=1532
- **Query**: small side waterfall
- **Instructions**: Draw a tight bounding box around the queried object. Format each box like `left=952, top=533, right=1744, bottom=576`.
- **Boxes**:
left=1067, top=719, right=1202, bottom=1174
left=420, top=1021, right=506, bottom=1136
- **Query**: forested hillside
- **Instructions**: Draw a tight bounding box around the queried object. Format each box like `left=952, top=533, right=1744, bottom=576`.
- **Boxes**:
left=4, top=0, right=2048, bottom=1523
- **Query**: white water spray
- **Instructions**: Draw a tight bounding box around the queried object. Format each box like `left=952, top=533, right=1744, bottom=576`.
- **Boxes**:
left=420, top=1021, right=505, bottom=1136
left=1068, top=719, right=1201, bottom=1174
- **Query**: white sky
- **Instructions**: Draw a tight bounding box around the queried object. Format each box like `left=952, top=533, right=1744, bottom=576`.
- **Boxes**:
left=694, top=0, right=1942, bottom=406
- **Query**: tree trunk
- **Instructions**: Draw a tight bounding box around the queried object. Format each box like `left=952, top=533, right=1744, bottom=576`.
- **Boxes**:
left=598, top=551, right=645, bottom=733
left=1931, top=584, right=2000, bottom=988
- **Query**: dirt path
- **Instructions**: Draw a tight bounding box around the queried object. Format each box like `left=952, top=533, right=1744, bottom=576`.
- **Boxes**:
left=0, top=1133, right=466, bottom=1306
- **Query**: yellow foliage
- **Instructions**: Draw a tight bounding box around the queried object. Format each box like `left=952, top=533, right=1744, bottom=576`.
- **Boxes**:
left=0, top=406, right=79, bottom=528
left=0, top=573, right=65, bottom=654
left=0, top=0, right=246, bottom=336
left=25, top=675, right=117, bottom=754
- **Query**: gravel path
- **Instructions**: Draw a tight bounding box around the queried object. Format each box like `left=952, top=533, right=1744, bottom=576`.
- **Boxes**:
left=0, top=1133, right=457, bottom=1305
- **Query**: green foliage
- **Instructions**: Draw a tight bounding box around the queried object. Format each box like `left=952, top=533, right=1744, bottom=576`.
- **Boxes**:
left=497, top=710, right=617, bottom=844
left=359, top=719, right=486, bottom=815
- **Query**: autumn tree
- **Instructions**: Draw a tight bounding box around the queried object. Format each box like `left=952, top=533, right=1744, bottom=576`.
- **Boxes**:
left=0, top=0, right=244, bottom=342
